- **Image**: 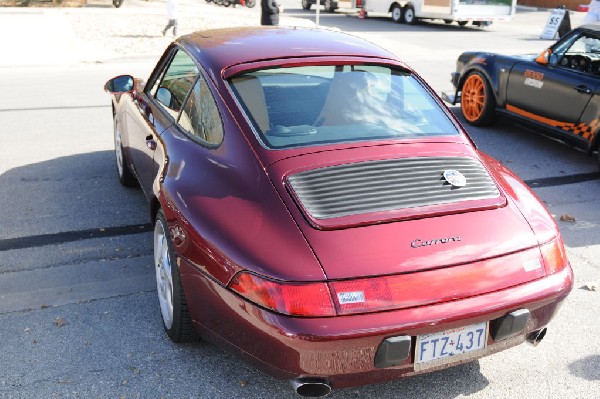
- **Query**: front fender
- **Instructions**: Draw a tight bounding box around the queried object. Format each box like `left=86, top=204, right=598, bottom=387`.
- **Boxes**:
left=456, top=52, right=519, bottom=108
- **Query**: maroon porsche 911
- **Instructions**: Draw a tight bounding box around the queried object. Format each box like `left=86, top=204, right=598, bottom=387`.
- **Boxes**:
left=105, top=27, right=573, bottom=396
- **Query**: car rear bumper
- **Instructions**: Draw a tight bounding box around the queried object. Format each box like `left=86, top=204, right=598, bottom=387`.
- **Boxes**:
left=180, top=262, right=573, bottom=388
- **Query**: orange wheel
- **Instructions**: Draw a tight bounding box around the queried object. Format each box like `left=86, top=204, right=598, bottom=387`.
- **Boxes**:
left=460, top=71, right=496, bottom=126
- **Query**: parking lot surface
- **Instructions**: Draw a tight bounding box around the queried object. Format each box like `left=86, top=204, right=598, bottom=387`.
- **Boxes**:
left=0, top=3, right=598, bottom=398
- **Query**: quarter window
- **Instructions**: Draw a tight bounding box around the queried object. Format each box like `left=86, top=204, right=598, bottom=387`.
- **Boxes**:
left=179, top=76, right=224, bottom=146
left=152, top=50, right=199, bottom=119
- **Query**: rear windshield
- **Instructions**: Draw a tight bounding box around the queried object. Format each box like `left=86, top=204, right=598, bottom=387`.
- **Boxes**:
left=229, top=64, right=458, bottom=149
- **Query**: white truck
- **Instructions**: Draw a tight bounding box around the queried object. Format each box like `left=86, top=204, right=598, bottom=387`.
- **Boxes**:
left=355, top=0, right=516, bottom=26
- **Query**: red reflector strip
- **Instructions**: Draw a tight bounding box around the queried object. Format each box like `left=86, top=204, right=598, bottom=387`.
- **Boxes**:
left=330, top=248, right=547, bottom=315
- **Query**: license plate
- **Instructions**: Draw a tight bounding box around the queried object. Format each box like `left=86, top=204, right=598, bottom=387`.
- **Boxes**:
left=415, top=322, right=488, bottom=371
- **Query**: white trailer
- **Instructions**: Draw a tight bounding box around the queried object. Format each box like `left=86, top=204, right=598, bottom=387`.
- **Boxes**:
left=358, top=0, right=516, bottom=26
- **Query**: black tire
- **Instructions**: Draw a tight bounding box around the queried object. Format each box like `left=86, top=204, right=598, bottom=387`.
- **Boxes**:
left=324, top=0, right=336, bottom=12
left=245, top=0, right=256, bottom=7
left=113, top=117, right=137, bottom=187
left=460, top=71, right=497, bottom=127
left=402, top=4, right=417, bottom=24
left=444, top=19, right=452, bottom=24
left=112, top=0, right=123, bottom=7
left=391, top=4, right=402, bottom=23
left=474, top=21, right=492, bottom=28
left=458, top=21, right=468, bottom=26
left=154, top=210, right=197, bottom=343
left=301, top=0, right=311, bottom=9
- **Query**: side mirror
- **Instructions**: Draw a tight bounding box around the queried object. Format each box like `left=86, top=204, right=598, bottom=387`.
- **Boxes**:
left=156, top=87, right=174, bottom=107
left=535, top=49, right=552, bottom=65
left=104, top=75, right=134, bottom=93
left=156, top=87, right=182, bottom=111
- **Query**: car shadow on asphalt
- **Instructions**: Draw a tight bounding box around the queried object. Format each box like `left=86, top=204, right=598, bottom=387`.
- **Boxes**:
left=327, top=361, right=489, bottom=398
left=0, top=150, right=148, bottom=246
left=568, top=354, right=600, bottom=381
left=180, top=337, right=490, bottom=398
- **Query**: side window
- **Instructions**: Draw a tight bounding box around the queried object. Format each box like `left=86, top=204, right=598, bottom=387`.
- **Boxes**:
left=179, top=76, right=224, bottom=146
left=151, top=49, right=199, bottom=119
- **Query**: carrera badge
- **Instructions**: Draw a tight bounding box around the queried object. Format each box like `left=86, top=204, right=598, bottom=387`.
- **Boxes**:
left=443, top=170, right=466, bottom=188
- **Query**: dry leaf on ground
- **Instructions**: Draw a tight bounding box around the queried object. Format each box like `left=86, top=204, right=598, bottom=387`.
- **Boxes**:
left=583, top=281, right=598, bottom=291
left=54, top=317, right=66, bottom=327
left=559, top=214, right=576, bottom=222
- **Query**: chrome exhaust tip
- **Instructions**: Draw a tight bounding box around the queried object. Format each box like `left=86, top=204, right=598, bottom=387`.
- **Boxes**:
left=290, top=378, right=332, bottom=397
left=526, top=327, right=547, bottom=346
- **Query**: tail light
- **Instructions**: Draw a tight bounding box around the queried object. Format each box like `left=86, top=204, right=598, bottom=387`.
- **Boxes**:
left=229, top=272, right=336, bottom=317
left=540, top=236, right=568, bottom=274
left=229, top=243, right=564, bottom=317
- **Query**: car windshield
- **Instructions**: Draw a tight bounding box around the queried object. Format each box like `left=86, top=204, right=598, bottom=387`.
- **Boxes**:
left=229, top=64, right=459, bottom=149
left=554, top=32, right=600, bottom=56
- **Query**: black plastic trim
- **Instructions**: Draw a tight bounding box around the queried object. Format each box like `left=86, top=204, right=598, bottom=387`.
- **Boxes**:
left=374, top=335, right=411, bottom=368
left=490, top=308, right=530, bottom=341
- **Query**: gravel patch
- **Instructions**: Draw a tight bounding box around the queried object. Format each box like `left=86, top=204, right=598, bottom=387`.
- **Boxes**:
left=65, top=4, right=314, bottom=57
left=67, top=14, right=253, bottom=56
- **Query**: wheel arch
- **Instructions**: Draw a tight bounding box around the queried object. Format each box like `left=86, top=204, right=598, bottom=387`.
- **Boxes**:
left=458, top=66, right=501, bottom=107
left=388, top=1, right=403, bottom=12
left=458, top=53, right=519, bottom=108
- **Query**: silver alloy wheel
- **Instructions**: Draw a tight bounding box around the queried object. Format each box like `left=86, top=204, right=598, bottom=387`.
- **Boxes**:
left=114, top=120, right=124, bottom=179
left=392, top=5, right=401, bottom=22
left=154, top=220, right=174, bottom=329
left=404, top=7, right=414, bottom=23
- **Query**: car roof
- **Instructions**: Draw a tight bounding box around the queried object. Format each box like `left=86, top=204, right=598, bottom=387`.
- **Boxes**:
left=176, top=27, right=398, bottom=78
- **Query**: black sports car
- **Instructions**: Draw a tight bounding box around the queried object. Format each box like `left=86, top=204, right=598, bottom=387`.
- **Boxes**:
left=444, top=23, right=600, bottom=166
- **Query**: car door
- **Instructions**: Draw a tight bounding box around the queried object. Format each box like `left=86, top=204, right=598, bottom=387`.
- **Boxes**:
left=126, top=48, right=200, bottom=198
left=505, top=32, right=600, bottom=147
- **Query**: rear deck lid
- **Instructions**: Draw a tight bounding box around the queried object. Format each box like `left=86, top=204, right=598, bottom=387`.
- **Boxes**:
left=268, top=143, right=539, bottom=279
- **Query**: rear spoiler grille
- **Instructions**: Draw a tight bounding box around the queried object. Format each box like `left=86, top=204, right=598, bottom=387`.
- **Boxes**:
left=287, top=156, right=500, bottom=220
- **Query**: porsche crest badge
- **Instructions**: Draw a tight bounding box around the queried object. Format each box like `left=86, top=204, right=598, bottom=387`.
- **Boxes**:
left=443, top=170, right=466, bottom=188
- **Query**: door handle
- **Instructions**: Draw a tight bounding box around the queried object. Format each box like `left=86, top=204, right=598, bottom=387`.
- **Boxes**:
left=146, top=135, right=157, bottom=151
left=574, top=85, right=592, bottom=94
